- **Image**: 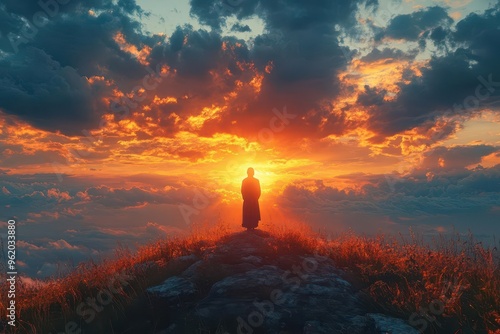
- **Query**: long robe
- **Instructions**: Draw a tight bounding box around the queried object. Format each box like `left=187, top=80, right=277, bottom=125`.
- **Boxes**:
left=241, top=176, right=261, bottom=228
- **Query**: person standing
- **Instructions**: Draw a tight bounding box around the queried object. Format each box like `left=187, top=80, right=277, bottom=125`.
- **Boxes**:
left=241, top=167, right=261, bottom=230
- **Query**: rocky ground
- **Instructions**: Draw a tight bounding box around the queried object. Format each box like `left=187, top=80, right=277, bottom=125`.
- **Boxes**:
left=124, top=230, right=419, bottom=333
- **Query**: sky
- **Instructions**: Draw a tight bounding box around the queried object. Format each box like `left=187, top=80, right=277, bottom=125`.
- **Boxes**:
left=0, top=0, right=500, bottom=278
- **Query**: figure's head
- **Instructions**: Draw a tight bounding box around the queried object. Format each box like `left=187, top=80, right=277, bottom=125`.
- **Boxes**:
left=247, top=167, right=255, bottom=177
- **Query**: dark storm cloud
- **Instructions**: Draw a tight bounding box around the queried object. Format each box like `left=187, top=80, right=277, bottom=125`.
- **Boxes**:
left=0, top=47, right=105, bottom=135
left=0, top=4, right=24, bottom=51
left=0, top=0, right=153, bottom=135
left=357, top=85, right=387, bottom=107
left=0, top=0, right=139, bottom=20
left=231, top=23, right=251, bottom=33
left=152, top=0, right=357, bottom=108
left=151, top=25, right=243, bottom=81
left=376, top=6, right=452, bottom=41
left=452, top=6, right=500, bottom=81
left=189, top=0, right=367, bottom=84
left=453, top=7, right=500, bottom=42
left=117, top=0, right=143, bottom=14
left=168, top=29, right=224, bottom=78
left=29, top=11, right=148, bottom=81
left=141, top=26, right=255, bottom=136
left=1, top=0, right=498, bottom=143
left=190, top=0, right=366, bottom=31
left=366, top=4, right=500, bottom=138
left=418, top=145, right=498, bottom=173
left=144, top=0, right=498, bottom=140
left=0, top=0, right=381, bottom=140
left=184, top=0, right=379, bottom=140
left=366, top=52, right=480, bottom=135
left=360, top=47, right=417, bottom=63
left=429, top=26, right=449, bottom=44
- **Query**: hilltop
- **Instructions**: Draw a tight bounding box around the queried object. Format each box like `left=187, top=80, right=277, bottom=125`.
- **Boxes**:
left=125, top=230, right=417, bottom=333
left=1, top=224, right=499, bottom=333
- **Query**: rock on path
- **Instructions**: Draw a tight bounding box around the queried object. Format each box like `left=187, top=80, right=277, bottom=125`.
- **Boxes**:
left=146, top=230, right=419, bottom=334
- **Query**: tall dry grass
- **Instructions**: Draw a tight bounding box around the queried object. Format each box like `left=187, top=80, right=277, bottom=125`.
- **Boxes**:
left=0, top=220, right=498, bottom=333
left=269, top=223, right=500, bottom=333
left=0, top=220, right=234, bottom=333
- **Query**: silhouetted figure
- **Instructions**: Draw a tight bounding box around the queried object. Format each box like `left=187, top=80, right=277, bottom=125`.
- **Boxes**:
left=241, top=167, right=261, bottom=230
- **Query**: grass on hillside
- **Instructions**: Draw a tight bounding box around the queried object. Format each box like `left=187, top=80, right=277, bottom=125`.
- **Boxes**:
left=0, top=220, right=498, bottom=333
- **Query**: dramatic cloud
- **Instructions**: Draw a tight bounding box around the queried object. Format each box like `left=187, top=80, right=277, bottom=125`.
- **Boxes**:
left=0, top=0, right=372, bottom=140
left=0, top=47, right=106, bottom=134
left=278, top=147, right=500, bottom=235
left=1, top=0, right=497, bottom=144
left=1, top=0, right=499, bottom=278
left=366, top=3, right=500, bottom=139
left=377, top=6, right=453, bottom=42
left=0, top=0, right=150, bottom=135
left=0, top=172, right=222, bottom=277
left=417, top=145, right=498, bottom=172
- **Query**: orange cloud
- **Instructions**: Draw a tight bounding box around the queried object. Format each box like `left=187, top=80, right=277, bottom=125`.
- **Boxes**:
left=113, top=32, right=152, bottom=66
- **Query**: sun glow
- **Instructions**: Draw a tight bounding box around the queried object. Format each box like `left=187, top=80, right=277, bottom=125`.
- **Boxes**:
left=210, top=159, right=282, bottom=202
